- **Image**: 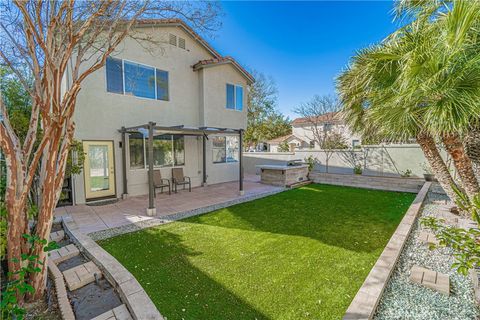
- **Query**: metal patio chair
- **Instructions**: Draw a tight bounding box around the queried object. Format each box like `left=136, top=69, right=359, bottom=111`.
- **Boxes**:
left=153, top=170, right=171, bottom=196
left=172, top=168, right=191, bottom=193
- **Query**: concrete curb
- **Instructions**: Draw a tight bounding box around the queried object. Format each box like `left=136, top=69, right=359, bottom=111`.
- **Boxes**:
left=62, top=217, right=163, bottom=320
left=343, top=182, right=431, bottom=320
left=47, top=259, right=75, bottom=320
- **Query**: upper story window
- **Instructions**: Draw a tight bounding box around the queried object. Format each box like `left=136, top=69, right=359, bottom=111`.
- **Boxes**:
left=106, top=57, right=169, bottom=101
left=226, top=84, right=243, bottom=111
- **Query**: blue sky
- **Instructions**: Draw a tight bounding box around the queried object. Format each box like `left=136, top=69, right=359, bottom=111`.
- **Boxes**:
left=208, top=1, right=401, bottom=118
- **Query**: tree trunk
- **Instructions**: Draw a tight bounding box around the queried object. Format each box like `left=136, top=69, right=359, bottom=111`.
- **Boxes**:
left=4, top=158, right=29, bottom=305
left=465, top=125, right=480, bottom=167
left=29, top=126, right=72, bottom=300
left=442, top=133, right=480, bottom=200
left=416, top=133, right=458, bottom=202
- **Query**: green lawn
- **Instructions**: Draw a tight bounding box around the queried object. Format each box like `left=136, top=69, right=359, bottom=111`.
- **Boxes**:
left=99, top=184, right=415, bottom=320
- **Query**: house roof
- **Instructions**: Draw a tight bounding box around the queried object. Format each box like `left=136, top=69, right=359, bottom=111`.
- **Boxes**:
left=267, top=134, right=306, bottom=144
left=135, top=19, right=221, bottom=58
left=291, top=111, right=343, bottom=126
left=135, top=19, right=254, bottom=84
left=193, top=57, right=255, bottom=84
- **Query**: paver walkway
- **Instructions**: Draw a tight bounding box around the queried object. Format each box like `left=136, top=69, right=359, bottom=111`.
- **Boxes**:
left=63, top=261, right=102, bottom=290
left=55, top=175, right=282, bottom=234
left=409, top=265, right=450, bottom=295
left=50, top=244, right=80, bottom=264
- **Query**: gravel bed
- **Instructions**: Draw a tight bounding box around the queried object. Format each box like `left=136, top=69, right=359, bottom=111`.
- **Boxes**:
left=88, top=187, right=285, bottom=241
left=374, top=193, right=480, bottom=320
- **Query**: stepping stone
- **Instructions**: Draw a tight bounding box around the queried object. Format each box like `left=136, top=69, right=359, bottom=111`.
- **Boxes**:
left=63, top=261, right=102, bottom=291
left=418, top=231, right=440, bottom=246
left=50, top=230, right=64, bottom=242
left=409, top=265, right=450, bottom=295
left=49, top=244, right=79, bottom=264
left=90, top=304, right=132, bottom=320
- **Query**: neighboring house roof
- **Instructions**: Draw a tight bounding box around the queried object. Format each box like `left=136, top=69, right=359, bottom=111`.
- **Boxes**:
left=193, top=57, right=255, bottom=84
left=267, top=134, right=306, bottom=144
left=135, top=19, right=254, bottom=84
left=291, top=111, right=343, bottom=126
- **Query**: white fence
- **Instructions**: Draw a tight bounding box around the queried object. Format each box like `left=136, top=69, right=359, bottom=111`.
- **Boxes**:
left=244, top=144, right=449, bottom=178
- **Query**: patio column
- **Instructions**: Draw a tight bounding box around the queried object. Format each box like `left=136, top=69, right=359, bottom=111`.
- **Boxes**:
left=239, top=129, right=244, bottom=195
left=202, top=134, right=207, bottom=186
left=147, top=122, right=156, bottom=216
left=121, top=127, right=128, bottom=199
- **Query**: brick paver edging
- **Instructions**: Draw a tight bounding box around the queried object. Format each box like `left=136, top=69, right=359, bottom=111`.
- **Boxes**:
left=343, top=182, right=432, bottom=320
left=47, top=259, right=75, bottom=320
left=89, top=187, right=286, bottom=241
left=62, top=217, right=164, bottom=320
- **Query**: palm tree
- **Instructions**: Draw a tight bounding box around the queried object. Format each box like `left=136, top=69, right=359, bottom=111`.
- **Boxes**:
left=337, top=0, right=480, bottom=200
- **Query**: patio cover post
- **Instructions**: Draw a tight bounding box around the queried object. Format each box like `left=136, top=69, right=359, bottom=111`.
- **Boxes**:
left=202, top=134, right=207, bottom=186
left=121, top=127, right=128, bottom=199
left=239, top=129, right=244, bottom=195
left=147, top=121, right=156, bottom=216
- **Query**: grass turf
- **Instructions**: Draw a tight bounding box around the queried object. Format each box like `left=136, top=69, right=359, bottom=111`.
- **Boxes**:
left=99, top=184, right=415, bottom=319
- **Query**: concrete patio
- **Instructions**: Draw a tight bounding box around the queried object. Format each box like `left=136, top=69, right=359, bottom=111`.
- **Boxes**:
left=55, top=175, right=282, bottom=235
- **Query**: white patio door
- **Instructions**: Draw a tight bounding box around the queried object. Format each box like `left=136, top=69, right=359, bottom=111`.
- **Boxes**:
left=83, top=141, right=116, bottom=200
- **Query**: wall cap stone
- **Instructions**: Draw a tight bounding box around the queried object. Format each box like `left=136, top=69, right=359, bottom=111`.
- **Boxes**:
left=47, top=259, right=75, bottom=320
left=343, top=182, right=431, bottom=320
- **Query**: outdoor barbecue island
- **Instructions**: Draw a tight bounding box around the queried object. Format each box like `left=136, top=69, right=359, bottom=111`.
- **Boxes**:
left=257, top=164, right=309, bottom=187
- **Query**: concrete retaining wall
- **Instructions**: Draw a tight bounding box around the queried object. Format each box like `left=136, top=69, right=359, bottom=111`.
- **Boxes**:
left=309, top=172, right=425, bottom=193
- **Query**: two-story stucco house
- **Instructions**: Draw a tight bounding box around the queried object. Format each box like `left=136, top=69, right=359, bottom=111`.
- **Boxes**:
left=67, top=19, right=254, bottom=209
left=267, top=112, right=361, bottom=152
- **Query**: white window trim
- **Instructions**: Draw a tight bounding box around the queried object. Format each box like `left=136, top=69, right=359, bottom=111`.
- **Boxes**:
left=128, top=134, right=185, bottom=171
left=105, top=57, right=169, bottom=102
left=226, top=83, right=244, bottom=112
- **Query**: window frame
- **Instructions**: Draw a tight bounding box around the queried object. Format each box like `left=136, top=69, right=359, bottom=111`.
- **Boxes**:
left=128, top=133, right=185, bottom=170
left=212, top=135, right=239, bottom=164
left=105, top=57, right=169, bottom=101
left=225, top=83, right=244, bottom=111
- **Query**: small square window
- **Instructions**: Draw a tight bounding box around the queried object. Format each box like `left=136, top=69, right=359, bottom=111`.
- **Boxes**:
left=178, top=37, right=186, bottom=49
left=169, top=34, right=177, bottom=46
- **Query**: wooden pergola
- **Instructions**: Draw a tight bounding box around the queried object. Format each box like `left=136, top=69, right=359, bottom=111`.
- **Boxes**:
left=119, top=122, right=244, bottom=215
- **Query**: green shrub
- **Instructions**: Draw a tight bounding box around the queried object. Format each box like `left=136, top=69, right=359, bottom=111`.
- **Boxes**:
left=353, top=165, right=362, bottom=175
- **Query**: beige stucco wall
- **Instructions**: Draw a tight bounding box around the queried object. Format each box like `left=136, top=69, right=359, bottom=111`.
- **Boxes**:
left=70, top=25, right=248, bottom=204
left=200, top=64, right=248, bottom=129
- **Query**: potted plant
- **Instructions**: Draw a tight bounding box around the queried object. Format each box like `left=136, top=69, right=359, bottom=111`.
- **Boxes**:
left=421, top=162, right=435, bottom=181
left=400, top=169, right=412, bottom=178
left=353, top=164, right=362, bottom=175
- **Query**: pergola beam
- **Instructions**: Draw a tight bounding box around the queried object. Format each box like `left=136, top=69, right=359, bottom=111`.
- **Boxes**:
left=120, top=123, right=245, bottom=214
